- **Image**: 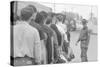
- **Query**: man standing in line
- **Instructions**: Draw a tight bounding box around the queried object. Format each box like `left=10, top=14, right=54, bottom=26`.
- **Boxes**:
left=13, top=5, right=41, bottom=65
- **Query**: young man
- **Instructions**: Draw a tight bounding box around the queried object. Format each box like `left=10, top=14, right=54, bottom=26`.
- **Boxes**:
left=76, top=19, right=90, bottom=62
left=33, top=12, right=48, bottom=64
left=40, top=11, right=54, bottom=64
left=56, top=14, right=68, bottom=44
left=55, top=14, right=75, bottom=63
left=34, top=11, right=54, bottom=64
left=55, top=14, right=69, bottom=63
left=13, top=5, right=41, bottom=66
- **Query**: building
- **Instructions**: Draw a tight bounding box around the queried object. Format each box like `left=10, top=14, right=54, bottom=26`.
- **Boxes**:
left=13, top=1, right=52, bottom=16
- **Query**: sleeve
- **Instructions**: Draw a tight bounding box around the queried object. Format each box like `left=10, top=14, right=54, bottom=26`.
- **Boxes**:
left=78, top=28, right=88, bottom=41
left=34, top=29, right=41, bottom=63
left=53, top=31, right=58, bottom=45
left=66, top=31, right=70, bottom=42
left=78, top=30, right=84, bottom=41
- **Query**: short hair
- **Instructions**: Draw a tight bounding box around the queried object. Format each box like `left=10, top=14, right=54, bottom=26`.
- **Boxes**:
left=40, top=11, right=48, bottom=20
left=46, top=17, right=52, bottom=24
left=82, top=19, right=88, bottom=25
left=35, top=12, right=44, bottom=24
left=28, top=5, right=37, bottom=12
left=20, top=6, right=33, bottom=21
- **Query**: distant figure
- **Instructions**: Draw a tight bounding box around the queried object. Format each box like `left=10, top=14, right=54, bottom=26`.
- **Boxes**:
left=76, top=19, right=90, bottom=62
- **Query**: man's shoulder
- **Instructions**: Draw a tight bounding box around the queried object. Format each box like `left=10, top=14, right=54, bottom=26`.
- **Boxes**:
left=13, top=24, right=23, bottom=30
left=41, top=25, right=54, bottom=36
left=30, top=21, right=42, bottom=31
left=28, top=24, right=39, bottom=33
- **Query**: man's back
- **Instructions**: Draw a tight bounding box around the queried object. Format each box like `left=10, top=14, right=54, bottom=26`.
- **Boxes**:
left=13, top=21, right=41, bottom=62
left=30, top=21, right=46, bottom=40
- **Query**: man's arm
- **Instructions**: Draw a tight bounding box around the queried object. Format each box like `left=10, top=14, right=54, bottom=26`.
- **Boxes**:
left=34, top=29, right=41, bottom=64
left=76, top=30, right=83, bottom=45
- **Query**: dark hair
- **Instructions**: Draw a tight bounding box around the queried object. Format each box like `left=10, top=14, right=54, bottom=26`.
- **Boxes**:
left=82, top=19, right=88, bottom=25
left=35, top=12, right=44, bottom=24
left=56, top=13, right=64, bottom=22
left=20, top=5, right=37, bottom=21
left=40, top=11, right=48, bottom=20
left=28, top=5, right=37, bottom=12
left=46, top=17, right=52, bottom=24
left=20, top=6, right=33, bottom=21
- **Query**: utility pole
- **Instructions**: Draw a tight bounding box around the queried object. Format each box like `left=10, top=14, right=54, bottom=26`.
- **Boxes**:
left=53, top=0, right=55, bottom=12
left=71, top=7, right=73, bottom=12
left=90, top=6, right=93, bottom=20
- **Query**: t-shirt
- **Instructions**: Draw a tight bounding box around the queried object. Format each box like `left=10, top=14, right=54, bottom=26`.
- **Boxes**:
left=13, top=21, right=41, bottom=63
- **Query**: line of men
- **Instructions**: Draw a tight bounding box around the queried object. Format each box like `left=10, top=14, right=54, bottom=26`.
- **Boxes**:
left=11, top=5, right=90, bottom=66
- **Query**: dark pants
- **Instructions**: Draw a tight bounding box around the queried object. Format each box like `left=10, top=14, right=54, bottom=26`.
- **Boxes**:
left=46, top=36, right=53, bottom=64
left=80, top=40, right=88, bottom=62
left=81, top=47, right=88, bottom=62
left=53, top=43, right=59, bottom=62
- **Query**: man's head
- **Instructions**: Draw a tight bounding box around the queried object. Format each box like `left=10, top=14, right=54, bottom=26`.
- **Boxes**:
left=20, top=5, right=37, bottom=22
left=45, top=17, right=52, bottom=25
left=56, top=14, right=64, bottom=23
left=40, top=11, right=48, bottom=24
left=40, top=11, right=48, bottom=19
left=28, top=5, right=37, bottom=20
left=35, top=12, right=44, bottom=24
left=82, top=19, right=88, bottom=26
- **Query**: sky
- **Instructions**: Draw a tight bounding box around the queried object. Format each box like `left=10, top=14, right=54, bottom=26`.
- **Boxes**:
left=39, top=2, right=98, bottom=19
left=18, top=0, right=98, bottom=20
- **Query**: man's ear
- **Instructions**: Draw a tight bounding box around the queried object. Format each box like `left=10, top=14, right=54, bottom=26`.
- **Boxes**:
left=30, top=13, right=36, bottom=21
left=33, top=13, right=37, bottom=20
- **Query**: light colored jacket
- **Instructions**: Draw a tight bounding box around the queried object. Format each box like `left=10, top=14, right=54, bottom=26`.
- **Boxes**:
left=56, top=22, right=68, bottom=43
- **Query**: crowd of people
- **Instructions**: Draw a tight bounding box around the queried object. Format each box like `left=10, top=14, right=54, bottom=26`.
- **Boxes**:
left=11, top=4, right=90, bottom=66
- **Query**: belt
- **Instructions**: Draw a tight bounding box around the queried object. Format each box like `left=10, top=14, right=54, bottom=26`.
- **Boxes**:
left=11, top=56, right=36, bottom=66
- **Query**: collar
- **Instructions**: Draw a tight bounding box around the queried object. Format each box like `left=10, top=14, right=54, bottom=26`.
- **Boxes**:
left=16, top=21, right=29, bottom=25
